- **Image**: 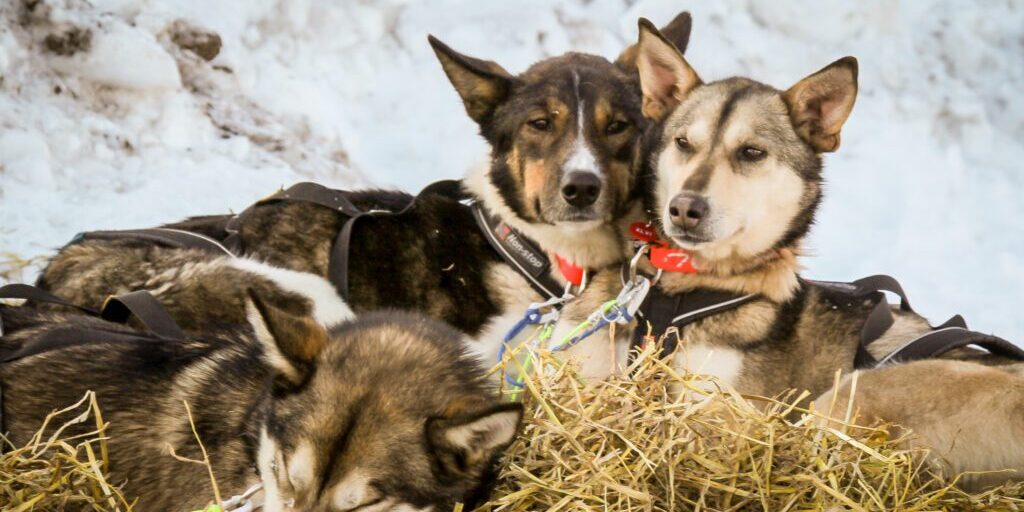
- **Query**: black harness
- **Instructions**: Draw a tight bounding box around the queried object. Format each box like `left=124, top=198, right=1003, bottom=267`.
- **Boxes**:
left=65, top=181, right=577, bottom=310
left=0, top=284, right=185, bottom=446
left=628, top=270, right=1024, bottom=368
left=224, top=181, right=572, bottom=303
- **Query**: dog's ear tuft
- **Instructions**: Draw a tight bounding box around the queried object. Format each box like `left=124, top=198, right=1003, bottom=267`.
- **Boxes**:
left=618, top=11, right=693, bottom=68
left=635, top=18, right=701, bottom=121
left=783, top=56, right=858, bottom=153
left=245, top=289, right=327, bottom=388
left=427, top=403, right=523, bottom=475
left=428, top=35, right=515, bottom=125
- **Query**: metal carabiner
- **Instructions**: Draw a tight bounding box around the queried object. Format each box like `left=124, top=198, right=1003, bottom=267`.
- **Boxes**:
left=628, top=243, right=648, bottom=284
left=618, top=276, right=652, bottom=319
left=628, top=242, right=663, bottom=287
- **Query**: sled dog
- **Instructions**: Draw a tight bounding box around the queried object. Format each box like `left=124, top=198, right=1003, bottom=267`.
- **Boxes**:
left=1, top=301, right=521, bottom=510
left=549, top=19, right=1024, bottom=489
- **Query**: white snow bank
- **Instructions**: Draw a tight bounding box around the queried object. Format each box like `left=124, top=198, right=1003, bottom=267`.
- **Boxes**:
left=46, top=18, right=181, bottom=89
left=0, top=0, right=1022, bottom=341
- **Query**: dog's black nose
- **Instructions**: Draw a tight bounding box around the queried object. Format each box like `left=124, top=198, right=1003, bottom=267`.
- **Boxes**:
left=561, top=172, right=602, bottom=208
left=668, top=194, right=709, bottom=230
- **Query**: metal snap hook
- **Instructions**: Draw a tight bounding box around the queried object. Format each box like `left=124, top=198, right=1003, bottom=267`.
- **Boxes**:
left=629, top=243, right=649, bottom=284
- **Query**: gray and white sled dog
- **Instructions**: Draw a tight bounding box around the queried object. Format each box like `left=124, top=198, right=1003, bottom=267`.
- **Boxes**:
left=1, top=297, right=521, bottom=511
left=544, top=19, right=1024, bottom=490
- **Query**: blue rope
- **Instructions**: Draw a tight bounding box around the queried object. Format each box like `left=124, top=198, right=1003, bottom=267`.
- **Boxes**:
left=498, top=306, right=555, bottom=388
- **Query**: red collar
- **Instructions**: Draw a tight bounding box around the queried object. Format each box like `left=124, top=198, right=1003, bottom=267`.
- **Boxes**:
left=550, top=222, right=698, bottom=285
left=629, top=222, right=699, bottom=274
left=554, top=254, right=587, bottom=286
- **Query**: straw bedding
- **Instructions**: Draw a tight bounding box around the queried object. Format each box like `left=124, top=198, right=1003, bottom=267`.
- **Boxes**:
left=2, top=344, right=1023, bottom=511
left=480, top=343, right=1024, bottom=511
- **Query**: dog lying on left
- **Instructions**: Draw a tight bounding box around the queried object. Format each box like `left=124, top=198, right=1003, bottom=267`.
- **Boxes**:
left=549, top=19, right=1024, bottom=489
left=1, top=297, right=521, bottom=511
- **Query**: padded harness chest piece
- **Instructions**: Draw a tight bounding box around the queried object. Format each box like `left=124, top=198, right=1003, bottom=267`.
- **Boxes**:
left=624, top=263, right=758, bottom=358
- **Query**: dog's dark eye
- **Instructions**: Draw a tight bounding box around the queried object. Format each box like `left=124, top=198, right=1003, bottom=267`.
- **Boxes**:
left=527, top=118, right=551, bottom=131
left=739, top=146, right=766, bottom=161
left=675, top=137, right=691, bottom=152
left=606, top=120, right=629, bottom=135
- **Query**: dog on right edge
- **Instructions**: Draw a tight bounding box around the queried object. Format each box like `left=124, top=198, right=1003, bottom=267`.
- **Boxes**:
left=552, top=18, right=1024, bottom=490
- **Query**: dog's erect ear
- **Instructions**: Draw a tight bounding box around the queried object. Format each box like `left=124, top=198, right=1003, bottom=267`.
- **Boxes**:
left=635, top=18, right=700, bottom=121
left=428, top=35, right=515, bottom=125
left=617, top=11, right=693, bottom=68
left=427, top=403, right=523, bottom=476
left=783, top=57, right=858, bottom=153
left=635, top=18, right=701, bottom=121
left=246, top=290, right=328, bottom=388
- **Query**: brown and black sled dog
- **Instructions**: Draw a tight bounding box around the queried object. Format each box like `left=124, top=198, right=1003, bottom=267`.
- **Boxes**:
left=36, top=13, right=695, bottom=366
left=552, top=19, right=1024, bottom=489
left=1, top=298, right=521, bottom=511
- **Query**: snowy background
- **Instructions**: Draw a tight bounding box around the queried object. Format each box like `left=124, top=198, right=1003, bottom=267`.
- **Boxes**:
left=1, top=0, right=1022, bottom=340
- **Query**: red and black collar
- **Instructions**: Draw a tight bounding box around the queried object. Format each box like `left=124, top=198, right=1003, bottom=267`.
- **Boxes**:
left=470, top=202, right=591, bottom=302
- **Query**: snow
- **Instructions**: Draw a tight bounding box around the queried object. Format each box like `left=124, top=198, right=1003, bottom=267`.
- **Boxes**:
left=47, top=18, right=181, bottom=89
left=0, top=0, right=1022, bottom=341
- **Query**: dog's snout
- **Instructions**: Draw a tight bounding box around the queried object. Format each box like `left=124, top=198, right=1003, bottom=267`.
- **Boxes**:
left=561, top=172, right=602, bottom=208
left=669, top=194, right=709, bottom=230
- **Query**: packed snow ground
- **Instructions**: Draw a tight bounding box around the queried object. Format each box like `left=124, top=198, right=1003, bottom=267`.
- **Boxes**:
left=1, top=0, right=1022, bottom=340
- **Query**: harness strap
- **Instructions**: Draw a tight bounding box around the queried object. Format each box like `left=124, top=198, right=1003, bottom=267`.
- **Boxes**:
left=0, top=285, right=185, bottom=340
left=241, top=181, right=579, bottom=303
left=222, top=182, right=366, bottom=252
left=471, top=202, right=564, bottom=301
left=809, top=275, right=1024, bottom=367
left=1, top=326, right=166, bottom=364
left=77, top=228, right=233, bottom=256
left=0, top=283, right=99, bottom=315
left=816, top=275, right=914, bottom=312
left=331, top=180, right=467, bottom=301
left=101, top=291, right=187, bottom=340
left=625, top=265, right=758, bottom=358
left=218, top=180, right=467, bottom=300
left=876, top=325, right=1024, bottom=366
left=807, top=275, right=915, bottom=368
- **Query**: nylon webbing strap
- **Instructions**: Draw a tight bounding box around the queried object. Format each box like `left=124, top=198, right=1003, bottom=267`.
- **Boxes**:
left=0, top=285, right=185, bottom=340
left=331, top=180, right=466, bottom=301
left=78, top=228, right=233, bottom=256
left=223, top=182, right=366, bottom=252
left=101, top=291, right=186, bottom=340
left=0, top=287, right=181, bottom=444
left=877, top=326, right=1024, bottom=366
left=1, top=326, right=165, bottom=364
left=810, top=274, right=1024, bottom=367
left=628, top=268, right=758, bottom=358
left=471, top=202, right=563, bottom=301
left=0, top=283, right=99, bottom=315
left=218, top=180, right=467, bottom=300
left=808, top=275, right=916, bottom=368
